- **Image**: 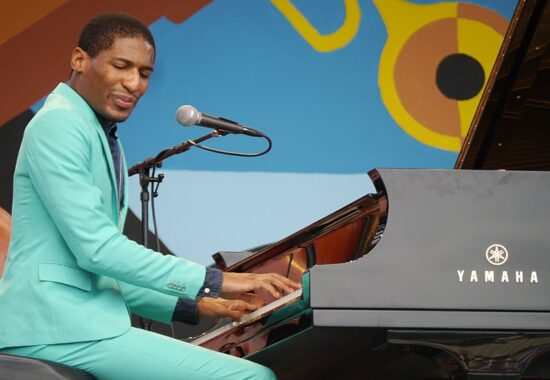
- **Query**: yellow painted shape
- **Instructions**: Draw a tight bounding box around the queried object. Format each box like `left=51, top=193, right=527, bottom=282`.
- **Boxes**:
left=375, top=0, right=461, bottom=151
left=457, top=18, right=504, bottom=138
left=0, top=0, right=69, bottom=45
left=271, top=0, right=361, bottom=52
left=374, top=0, right=456, bottom=51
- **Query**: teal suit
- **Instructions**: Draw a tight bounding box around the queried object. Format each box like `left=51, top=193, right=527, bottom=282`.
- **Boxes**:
left=0, top=83, right=274, bottom=379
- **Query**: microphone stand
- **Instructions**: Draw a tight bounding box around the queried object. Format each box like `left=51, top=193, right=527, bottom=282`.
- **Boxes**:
left=127, top=131, right=224, bottom=331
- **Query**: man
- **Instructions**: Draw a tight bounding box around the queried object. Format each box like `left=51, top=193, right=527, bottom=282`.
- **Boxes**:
left=0, top=12, right=299, bottom=380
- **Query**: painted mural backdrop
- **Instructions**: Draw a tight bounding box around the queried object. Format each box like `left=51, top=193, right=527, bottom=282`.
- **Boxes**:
left=0, top=1, right=515, bottom=264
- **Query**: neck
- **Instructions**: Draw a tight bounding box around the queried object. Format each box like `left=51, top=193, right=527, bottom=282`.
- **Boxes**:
left=66, top=78, right=115, bottom=127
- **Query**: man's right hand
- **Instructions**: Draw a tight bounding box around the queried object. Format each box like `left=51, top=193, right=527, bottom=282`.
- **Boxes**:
left=197, top=297, right=260, bottom=321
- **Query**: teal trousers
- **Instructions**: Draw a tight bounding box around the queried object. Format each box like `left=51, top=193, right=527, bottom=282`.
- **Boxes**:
left=0, top=327, right=275, bottom=380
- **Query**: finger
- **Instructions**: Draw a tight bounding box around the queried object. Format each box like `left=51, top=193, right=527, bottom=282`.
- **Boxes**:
left=229, top=300, right=260, bottom=312
left=241, top=292, right=266, bottom=306
left=243, top=301, right=260, bottom=312
left=285, top=278, right=302, bottom=290
left=254, top=273, right=300, bottom=295
left=259, top=281, right=281, bottom=299
left=271, top=273, right=302, bottom=290
left=263, top=274, right=295, bottom=295
left=225, top=309, right=245, bottom=321
left=226, top=300, right=261, bottom=320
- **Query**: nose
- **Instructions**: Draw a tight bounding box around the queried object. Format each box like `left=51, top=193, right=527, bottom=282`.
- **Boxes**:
left=122, top=68, right=142, bottom=93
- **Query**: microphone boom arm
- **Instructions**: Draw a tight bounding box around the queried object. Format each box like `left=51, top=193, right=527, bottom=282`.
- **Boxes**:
left=128, top=131, right=221, bottom=176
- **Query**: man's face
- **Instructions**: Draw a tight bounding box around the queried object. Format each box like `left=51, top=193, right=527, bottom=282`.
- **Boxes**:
left=70, top=36, right=155, bottom=122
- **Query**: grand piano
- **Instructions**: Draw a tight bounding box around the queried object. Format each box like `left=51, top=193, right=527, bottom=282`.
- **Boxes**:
left=189, top=0, right=550, bottom=378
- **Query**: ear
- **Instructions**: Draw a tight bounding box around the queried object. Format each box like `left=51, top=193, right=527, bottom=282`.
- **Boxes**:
left=70, top=47, right=89, bottom=73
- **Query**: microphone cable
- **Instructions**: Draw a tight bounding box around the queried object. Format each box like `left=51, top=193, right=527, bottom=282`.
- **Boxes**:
left=186, top=133, right=272, bottom=157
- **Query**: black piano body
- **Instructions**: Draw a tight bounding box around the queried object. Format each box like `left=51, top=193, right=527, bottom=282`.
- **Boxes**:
left=194, top=0, right=550, bottom=378
left=199, top=169, right=550, bottom=379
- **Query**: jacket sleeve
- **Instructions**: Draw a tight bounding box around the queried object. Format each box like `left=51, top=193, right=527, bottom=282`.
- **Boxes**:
left=118, top=281, right=179, bottom=324
left=23, top=108, right=206, bottom=300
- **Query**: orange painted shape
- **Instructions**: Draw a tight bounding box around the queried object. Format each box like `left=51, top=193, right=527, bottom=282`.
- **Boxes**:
left=458, top=3, right=508, bottom=35
left=0, top=0, right=69, bottom=46
left=394, top=18, right=461, bottom=139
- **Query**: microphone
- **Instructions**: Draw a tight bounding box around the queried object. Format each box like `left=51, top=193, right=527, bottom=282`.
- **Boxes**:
left=176, top=105, right=264, bottom=137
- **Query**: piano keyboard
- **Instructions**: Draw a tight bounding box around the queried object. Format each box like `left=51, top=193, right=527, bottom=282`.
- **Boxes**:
left=190, top=288, right=303, bottom=346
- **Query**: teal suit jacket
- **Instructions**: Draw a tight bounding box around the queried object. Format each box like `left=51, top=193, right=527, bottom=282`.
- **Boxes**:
left=0, top=83, right=206, bottom=348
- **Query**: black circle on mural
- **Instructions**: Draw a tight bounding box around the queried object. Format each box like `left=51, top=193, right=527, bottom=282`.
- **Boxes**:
left=436, top=53, right=485, bottom=100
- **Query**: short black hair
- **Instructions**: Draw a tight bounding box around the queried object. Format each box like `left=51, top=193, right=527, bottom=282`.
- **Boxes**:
left=77, top=12, right=155, bottom=58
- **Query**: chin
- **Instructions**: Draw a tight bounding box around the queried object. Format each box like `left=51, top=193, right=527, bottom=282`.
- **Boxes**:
left=106, top=110, right=132, bottom=123
left=112, top=114, right=130, bottom=122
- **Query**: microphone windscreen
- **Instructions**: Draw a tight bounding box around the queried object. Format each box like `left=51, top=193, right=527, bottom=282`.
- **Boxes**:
left=176, top=105, right=201, bottom=126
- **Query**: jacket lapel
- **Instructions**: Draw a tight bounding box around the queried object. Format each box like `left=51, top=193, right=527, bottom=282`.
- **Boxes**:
left=118, top=141, right=129, bottom=230
left=54, top=83, right=122, bottom=226
left=94, top=125, right=121, bottom=226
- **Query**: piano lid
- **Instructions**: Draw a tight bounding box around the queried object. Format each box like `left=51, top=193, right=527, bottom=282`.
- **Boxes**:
left=456, top=0, right=550, bottom=170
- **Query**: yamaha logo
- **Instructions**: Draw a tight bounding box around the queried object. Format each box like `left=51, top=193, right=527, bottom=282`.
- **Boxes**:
left=456, top=244, right=539, bottom=284
left=486, top=244, right=508, bottom=266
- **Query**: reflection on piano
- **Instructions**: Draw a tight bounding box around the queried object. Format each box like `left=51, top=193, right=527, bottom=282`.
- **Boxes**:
left=191, top=1, right=550, bottom=378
